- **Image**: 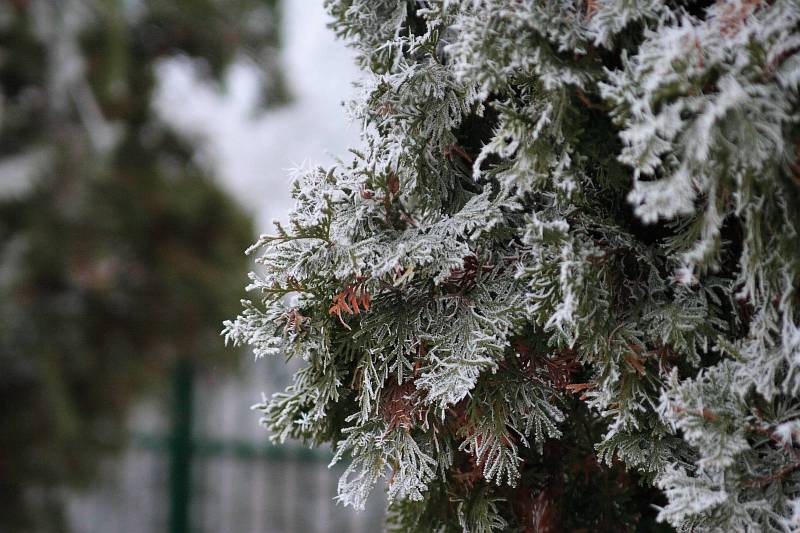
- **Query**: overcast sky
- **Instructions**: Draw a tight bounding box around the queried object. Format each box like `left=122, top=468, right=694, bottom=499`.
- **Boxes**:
left=154, top=1, right=362, bottom=231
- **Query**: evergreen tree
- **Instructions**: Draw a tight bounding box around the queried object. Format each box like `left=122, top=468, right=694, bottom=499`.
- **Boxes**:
left=226, top=1, right=800, bottom=530
left=0, top=1, right=282, bottom=530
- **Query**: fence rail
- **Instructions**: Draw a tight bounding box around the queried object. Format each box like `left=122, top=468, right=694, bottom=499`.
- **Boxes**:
left=66, top=357, right=385, bottom=533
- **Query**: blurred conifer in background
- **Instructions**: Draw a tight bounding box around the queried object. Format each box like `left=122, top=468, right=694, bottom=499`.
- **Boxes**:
left=0, top=1, right=284, bottom=530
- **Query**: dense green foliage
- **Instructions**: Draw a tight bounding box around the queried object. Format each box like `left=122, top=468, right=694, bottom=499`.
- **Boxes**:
left=0, top=1, right=282, bottom=530
left=227, top=1, right=800, bottom=531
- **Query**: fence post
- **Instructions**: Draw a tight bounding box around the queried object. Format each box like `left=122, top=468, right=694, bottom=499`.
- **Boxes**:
left=169, top=357, right=194, bottom=533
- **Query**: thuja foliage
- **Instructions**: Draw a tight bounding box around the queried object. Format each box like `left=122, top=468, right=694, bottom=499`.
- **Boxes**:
left=226, top=1, right=800, bottom=530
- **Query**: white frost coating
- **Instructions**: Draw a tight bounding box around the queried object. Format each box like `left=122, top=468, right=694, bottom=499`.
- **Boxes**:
left=773, top=421, right=800, bottom=447
left=226, top=1, right=800, bottom=529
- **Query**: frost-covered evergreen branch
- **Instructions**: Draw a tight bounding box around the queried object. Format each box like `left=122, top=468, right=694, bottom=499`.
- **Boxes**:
left=227, top=1, right=800, bottom=530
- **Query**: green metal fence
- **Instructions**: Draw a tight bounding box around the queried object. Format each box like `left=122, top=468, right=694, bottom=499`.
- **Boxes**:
left=67, top=357, right=385, bottom=533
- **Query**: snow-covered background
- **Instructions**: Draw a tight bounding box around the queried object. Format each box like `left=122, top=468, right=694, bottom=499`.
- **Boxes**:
left=154, top=1, right=361, bottom=230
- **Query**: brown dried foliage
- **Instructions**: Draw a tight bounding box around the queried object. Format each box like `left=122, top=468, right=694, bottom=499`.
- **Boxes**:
left=718, top=0, right=762, bottom=37
left=515, top=343, right=581, bottom=391
left=446, top=255, right=496, bottom=291
left=381, top=379, right=425, bottom=432
left=329, top=280, right=371, bottom=330
left=279, top=308, right=309, bottom=335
